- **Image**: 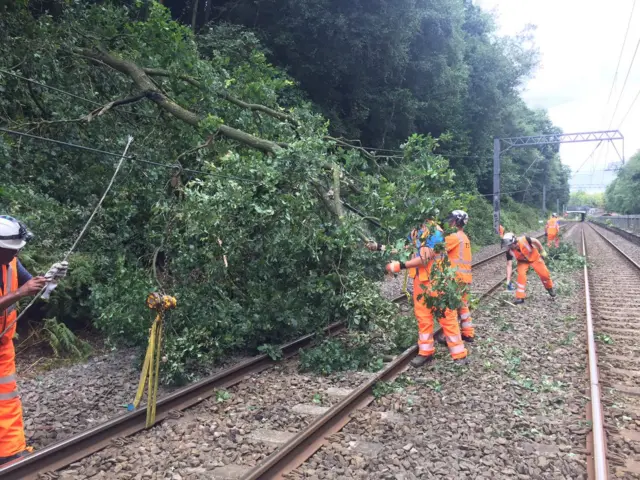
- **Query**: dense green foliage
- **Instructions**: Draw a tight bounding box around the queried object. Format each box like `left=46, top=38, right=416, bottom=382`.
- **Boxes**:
left=168, top=0, right=570, bottom=206
left=569, top=191, right=604, bottom=209
left=1, top=0, right=569, bottom=380
left=605, top=151, right=640, bottom=214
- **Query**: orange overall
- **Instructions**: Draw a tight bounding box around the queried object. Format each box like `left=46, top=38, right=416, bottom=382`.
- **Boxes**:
left=409, top=224, right=467, bottom=360
left=446, top=231, right=474, bottom=338
left=0, top=259, right=25, bottom=459
left=511, top=237, right=553, bottom=299
left=546, top=218, right=559, bottom=247
left=499, top=225, right=505, bottom=238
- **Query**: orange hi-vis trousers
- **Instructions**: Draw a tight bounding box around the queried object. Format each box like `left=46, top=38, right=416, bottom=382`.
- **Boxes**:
left=0, top=259, right=26, bottom=460
left=515, top=259, right=553, bottom=299
left=547, top=233, right=559, bottom=248
left=413, top=278, right=467, bottom=360
left=458, top=292, right=473, bottom=338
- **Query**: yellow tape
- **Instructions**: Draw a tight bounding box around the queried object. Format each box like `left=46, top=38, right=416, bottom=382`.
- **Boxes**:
left=131, top=293, right=176, bottom=428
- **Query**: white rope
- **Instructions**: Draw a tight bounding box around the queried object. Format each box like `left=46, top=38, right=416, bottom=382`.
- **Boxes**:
left=0, top=136, right=134, bottom=340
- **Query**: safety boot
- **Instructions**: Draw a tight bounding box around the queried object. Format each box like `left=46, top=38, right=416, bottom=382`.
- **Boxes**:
left=454, top=357, right=469, bottom=366
left=462, top=335, right=474, bottom=343
left=0, top=448, right=31, bottom=466
left=514, top=298, right=525, bottom=305
left=410, top=354, right=434, bottom=368
left=547, top=288, right=556, bottom=298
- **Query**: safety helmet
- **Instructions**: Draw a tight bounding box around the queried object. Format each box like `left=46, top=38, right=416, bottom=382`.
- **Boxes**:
left=0, top=216, right=33, bottom=250
left=552, top=212, right=558, bottom=217
left=446, top=210, right=468, bottom=227
left=501, top=232, right=517, bottom=248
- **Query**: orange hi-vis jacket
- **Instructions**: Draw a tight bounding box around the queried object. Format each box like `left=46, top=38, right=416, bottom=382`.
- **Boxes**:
left=546, top=218, right=559, bottom=235
left=446, top=231, right=472, bottom=284
left=511, top=236, right=541, bottom=263
left=407, top=222, right=444, bottom=282
left=0, top=258, right=26, bottom=458
left=499, top=225, right=505, bottom=237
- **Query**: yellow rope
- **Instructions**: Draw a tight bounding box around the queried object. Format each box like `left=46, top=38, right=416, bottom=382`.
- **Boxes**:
left=130, top=292, right=176, bottom=428
left=402, top=269, right=410, bottom=300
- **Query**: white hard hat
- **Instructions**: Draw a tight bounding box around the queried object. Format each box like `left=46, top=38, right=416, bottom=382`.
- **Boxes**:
left=0, top=216, right=32, bottom=250
left=501, top=232, right=517, bottom=248
left=446, top=210, right=469, bottom=227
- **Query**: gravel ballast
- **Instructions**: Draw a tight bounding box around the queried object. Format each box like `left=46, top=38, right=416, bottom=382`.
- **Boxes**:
left=298, top=225, right=589, bottom=479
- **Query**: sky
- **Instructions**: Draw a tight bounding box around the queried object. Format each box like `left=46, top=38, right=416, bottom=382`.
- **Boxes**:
left=475, top=0, right=640, bottom=192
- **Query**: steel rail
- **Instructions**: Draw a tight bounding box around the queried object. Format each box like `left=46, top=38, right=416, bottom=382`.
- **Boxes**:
left=589, top=222, right=640, bottom=267
left=581, top=225, right=608, bottom=480
left=244, top=273, right=508, bottom=479
left=3, top=224, right=571, bottom=478
left=0, top=323, right=346, bottom=480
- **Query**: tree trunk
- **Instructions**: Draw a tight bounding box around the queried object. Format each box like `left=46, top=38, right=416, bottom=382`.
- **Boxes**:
left=191, top=0, right=200, bottom=31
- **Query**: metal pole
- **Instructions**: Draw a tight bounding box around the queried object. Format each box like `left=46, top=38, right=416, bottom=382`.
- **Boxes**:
left=542, top=184, right=547, bottom=216
left=493, top=138, right=501, bottom=234
left=556, top=198, right=560, bottom=215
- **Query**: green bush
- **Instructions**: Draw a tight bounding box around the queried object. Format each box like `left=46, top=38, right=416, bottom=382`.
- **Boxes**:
left=299, top=334, right=384, bottom=375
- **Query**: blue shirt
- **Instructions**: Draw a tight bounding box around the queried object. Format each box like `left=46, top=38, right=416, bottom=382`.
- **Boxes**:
left=407, top=227, right=444, bottom=267
left=408, top=228, right=444, bottom=250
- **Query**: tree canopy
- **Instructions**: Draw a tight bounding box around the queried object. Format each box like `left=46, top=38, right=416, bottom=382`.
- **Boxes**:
left=605, top=151, right=640, bottom=214
left=0, top=0, right=570, bottom=379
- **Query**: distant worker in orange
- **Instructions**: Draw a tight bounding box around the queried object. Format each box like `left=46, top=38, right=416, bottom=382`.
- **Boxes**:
left=367, top=214, right=467, bottom=366
left=0, top=216, right=48, bottom=465
left=545, top=213, right=560, bottom=247
left=502, top=232, right=556, bottom=305
left=499, top=224, right=505, bottom=238
left=444, top=210, right=474, bottom=341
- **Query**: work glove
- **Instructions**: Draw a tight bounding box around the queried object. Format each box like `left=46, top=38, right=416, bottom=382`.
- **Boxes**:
left=385, top=261, right=402, bottom=274
left=41, top=261, right=69, bottom=300
left=506, top=281, right=515, bottom=291
left=541, top=249, right=548, bottom=258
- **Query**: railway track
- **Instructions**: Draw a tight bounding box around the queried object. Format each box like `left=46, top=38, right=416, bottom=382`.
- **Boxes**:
left=0, top=225, right=571, bottom=479
left=582, top=223, right=640, bottom=479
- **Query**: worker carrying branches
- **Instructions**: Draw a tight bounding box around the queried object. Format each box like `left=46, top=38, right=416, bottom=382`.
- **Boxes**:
left=0, top=216, right=68, bottom=465
left=545, top=213, right=560, bottom=247
left=502, top=232, right=555, bottom=305
left=367, top=211, right=468, bottom=367
left=444, top=210, right=474, bottom=341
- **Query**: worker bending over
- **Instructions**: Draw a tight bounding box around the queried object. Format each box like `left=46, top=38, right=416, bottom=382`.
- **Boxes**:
left=502, top=232, right=556, bottom=305
left=0, top=216, right=51, bottom=465
left=368, top=215, right=467, bottom=367
left=545, top=213, right=560, bottom=247
left=444, top=210, right=474, bottom=341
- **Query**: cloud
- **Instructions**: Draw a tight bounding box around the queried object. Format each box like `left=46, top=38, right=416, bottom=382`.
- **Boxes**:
left=475, top=0, right=640, bottom=191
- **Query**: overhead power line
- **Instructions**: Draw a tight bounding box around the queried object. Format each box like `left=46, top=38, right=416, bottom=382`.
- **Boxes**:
left=0, top=67, right=156, bottom=119
left=609, top=33, right=640, bottom=127
left=606, top=0, right=637, bottom=104
left=617, top=86, right=640, bottom=128
left=0, top=128, right=258, bottom=183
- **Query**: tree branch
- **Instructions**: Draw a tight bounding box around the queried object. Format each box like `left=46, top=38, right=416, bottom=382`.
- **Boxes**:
left=85, top=91, right=154, bottom=121
left=142, top=67, right=296, bottom=124
left=73, top=48, right=283, bottom=154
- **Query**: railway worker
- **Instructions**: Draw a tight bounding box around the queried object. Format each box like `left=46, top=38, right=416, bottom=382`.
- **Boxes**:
left=502, top=232, right=556, bottom=305
left=0, top=216, right=47, bottom=465
left=367, top=213, right=468, bottom=366
left=545, top=213, right=560, bottom=248
left=444, top=210, right=474, bottom=341
left=499, top=224, right=505, bottom=238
